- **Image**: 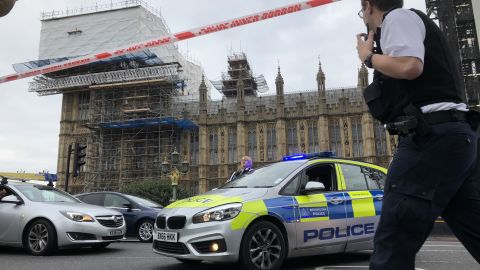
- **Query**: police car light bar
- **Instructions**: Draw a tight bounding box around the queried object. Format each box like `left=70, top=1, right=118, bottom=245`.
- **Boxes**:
left=283, top=151, right=336, bottom=161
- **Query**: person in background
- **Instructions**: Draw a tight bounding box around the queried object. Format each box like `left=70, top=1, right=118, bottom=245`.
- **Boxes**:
left=0, top=187, right=11, bottom=200
left=229, top=156, right=254, bottom=182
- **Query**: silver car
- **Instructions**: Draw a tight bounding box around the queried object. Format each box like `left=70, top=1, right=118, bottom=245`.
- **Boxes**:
left=0, top=179, right=126, bottom=255
left=152, top=153, right=387, bottom=270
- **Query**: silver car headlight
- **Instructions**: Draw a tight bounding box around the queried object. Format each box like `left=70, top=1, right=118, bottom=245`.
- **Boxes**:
left=60, top=211, right=95, bottom=222
left=192, top=203, right=242, bottom=224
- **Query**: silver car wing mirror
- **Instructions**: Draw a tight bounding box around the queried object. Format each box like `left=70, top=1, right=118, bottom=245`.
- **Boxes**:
left=0, top=195, right=22, bottom=205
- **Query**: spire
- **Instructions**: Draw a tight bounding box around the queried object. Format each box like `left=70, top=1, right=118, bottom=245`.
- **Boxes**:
left=199, top=74, right=207, bottom=102
left=275, top=65, right=284, bottom=84
left=200, top=74, right=207, bottom=90
left=357, top=64, right=369, bottom=89
left=317, top=59, right=325, bottom=92
left=275, top=64, right=284, bottom=96
left=199, top=74, right=208, bottom=115
left=276, top=59, right=284, bottom=83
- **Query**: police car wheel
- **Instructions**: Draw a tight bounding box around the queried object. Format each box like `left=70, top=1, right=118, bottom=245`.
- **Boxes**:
left=176, top=258, right=202, bottom=264
left=239, top=221, right=286, bottom=270
left=137, top=219, right=154, bottom=242
left=25, top=219, right=57, bottom=256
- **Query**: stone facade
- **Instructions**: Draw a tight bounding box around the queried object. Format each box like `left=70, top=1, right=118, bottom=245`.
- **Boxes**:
left=55, top=63, right=396, bottom=195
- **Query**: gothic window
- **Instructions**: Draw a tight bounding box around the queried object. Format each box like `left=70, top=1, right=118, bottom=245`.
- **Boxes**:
left=228, top=127, right=237, bottom=164
left=190, top=131, right=199, bottom=165
left=152, top=147, right=161, bottom=169
left=308, top=121, right=319, bottom=153
left=247, top=127, right=257, bottom=161
left=209, top=130, right=218, bottom=165
left=78, top=92, right=90, bottom=121
left=287, top=123, right=298, bottom=155
left=351, top=118, right=364, bottom=157
left=133, top=141, right=145, bottom=170
left=104, top=149, right=116, bottom=170
left=329, top=119, right=342, bottom=157
left=374, top=121, right=387, bottom=156
left=267, top=125, right=276, bottom=161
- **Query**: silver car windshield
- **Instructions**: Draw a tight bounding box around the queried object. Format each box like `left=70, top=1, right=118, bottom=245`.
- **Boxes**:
left=221, top=162, right=303, bottom=189
left=15, top=185, right=79, bottom=203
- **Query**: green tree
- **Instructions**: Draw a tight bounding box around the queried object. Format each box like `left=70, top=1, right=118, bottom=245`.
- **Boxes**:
left=120, top=180, right=192, bottom=206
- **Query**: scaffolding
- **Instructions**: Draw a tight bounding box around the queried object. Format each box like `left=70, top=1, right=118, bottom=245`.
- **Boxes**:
left=20, top=1, right=206, bottom=195
left=81, top=70, right=200, bottom=194
left=29, top=64, right=180, bottom=96
left=211, top=52, right=269, bottom=98
left=426, top=0, right=480, bottom=105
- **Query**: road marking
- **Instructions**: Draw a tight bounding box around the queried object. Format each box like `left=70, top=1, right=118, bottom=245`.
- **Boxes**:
left=420, top=250, right=467, bottom=252
left=103, top=257, right=162, bottom=259
left=315, top=267, right=425, bottom=270
left=423, top=244, right=463, bottom=247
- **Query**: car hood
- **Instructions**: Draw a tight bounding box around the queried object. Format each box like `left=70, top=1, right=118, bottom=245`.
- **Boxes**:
left=36, top=201, right=122, bottom=216
left=163, top=188, right=268, bottom=215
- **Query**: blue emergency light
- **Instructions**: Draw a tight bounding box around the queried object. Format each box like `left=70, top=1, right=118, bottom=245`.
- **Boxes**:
left=282, top=151, right=336, bottom=161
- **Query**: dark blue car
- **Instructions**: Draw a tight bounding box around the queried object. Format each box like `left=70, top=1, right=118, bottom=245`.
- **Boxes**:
left=75, top=192, right=163, bottom=242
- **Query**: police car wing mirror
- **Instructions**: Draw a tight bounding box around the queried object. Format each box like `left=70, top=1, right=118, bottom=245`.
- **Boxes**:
left=302, top=182, right=325, bottom=195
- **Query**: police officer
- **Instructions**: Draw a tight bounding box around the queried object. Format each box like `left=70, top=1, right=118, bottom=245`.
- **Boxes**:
left=356, top=0, right=480, bottom=269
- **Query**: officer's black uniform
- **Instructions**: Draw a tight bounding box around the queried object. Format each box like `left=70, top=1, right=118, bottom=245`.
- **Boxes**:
left=366, top=9, right=480, bottom=270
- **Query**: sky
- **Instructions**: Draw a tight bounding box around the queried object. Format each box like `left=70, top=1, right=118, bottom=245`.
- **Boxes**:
left=0, top=0, right=426, bottom=173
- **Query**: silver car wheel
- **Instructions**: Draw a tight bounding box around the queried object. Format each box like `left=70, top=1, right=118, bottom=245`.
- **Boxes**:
left=138, top=221, right=153, bottom=241
left=28, top=223, right=49, bottom=253
left=249, top=228, right=282, bottom=270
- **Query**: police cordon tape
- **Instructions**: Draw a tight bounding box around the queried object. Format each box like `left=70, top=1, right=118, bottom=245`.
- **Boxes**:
left=0, top=0, right=341, bottom=84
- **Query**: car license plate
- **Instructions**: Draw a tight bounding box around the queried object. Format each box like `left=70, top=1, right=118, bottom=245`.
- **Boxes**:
left=156, top=231, right=178, bottom=243
left=109, top=229, right=123, bottom=236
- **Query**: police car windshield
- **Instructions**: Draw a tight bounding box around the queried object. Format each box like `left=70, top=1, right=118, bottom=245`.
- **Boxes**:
left=221, top=162, right=303, bottom=189
left=15, top=185, right=79, bottom=203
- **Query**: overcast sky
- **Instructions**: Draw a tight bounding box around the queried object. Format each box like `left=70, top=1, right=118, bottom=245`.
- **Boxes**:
left=0, top=0, right=426, bottom=173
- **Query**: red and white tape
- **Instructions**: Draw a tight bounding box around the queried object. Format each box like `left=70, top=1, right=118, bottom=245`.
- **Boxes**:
left=0, top=0, right=340, bottom=84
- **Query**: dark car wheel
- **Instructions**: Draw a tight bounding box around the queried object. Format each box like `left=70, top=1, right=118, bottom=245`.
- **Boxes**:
left=25, top=219, right=57, bottom=256
left=137, top=219, right=154, bottom=242
left=176, top=258, right=202, bottom=264
left=239, top=221, right=286, bottom=270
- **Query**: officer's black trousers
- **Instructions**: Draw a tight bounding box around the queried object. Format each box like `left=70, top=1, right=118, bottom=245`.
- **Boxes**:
left=370, top=122, right=480, bottom=270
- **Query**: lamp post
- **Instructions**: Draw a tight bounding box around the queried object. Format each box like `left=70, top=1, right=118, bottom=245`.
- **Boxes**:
left=161, top=148, right=189, bottom=202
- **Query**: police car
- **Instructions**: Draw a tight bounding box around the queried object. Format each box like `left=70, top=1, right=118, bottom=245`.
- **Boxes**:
left=152, top=152, right=386, bottom=270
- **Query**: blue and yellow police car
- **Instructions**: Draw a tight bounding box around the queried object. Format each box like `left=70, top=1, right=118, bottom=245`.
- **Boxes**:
left=152, top=152, right=386, bottom=270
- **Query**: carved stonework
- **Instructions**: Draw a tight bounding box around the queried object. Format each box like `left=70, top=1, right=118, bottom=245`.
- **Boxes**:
left=343, top=120, right=350, bottom=157
left=220, top=129, right=225, bottom=164
left=183, top=133, right=188, bottom=157
left=259, top=127, right=265, bottom=162
left=300, top=123, right=306, bottom=153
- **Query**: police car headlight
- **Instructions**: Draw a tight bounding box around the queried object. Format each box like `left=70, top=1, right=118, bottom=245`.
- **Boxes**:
left=192, top=203, right=242, bottom=224
left=60, top=211, right=94, bottom=222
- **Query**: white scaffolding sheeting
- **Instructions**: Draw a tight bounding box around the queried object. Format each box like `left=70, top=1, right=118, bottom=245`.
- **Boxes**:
left=37, top=1, right=204, bottom=98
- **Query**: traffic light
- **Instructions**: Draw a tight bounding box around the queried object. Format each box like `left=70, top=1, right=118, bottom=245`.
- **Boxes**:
left=73, top=143, right=87, bottom=177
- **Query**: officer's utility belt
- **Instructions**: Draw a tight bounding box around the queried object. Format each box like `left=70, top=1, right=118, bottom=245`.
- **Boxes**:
left=385, top=110, right=467, bottom=136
